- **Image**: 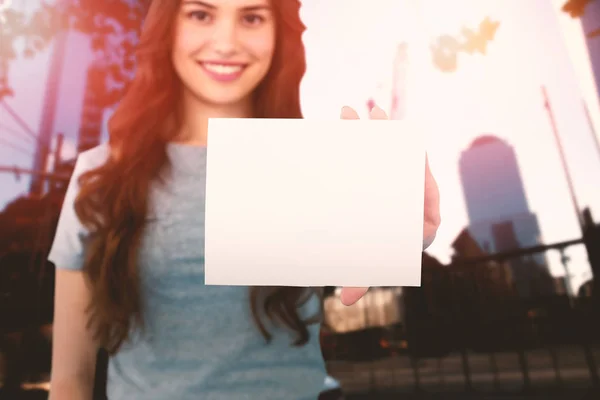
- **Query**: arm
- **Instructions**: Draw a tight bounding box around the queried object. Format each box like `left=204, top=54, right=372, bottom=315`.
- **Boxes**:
left=49, top=269, right=99, bottom=400
left=47, top=149, right=108, bottom=399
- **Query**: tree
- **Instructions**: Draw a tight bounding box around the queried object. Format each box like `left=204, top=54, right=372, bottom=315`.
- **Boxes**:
left=1, top=1, right=499, bottom=106
left=0, top=2, right=62, bottom=99
left=562, top=0, right=596, bottom=17
left=430, top=17, right=501, bottom=73
left=64, top=0, right=150, bottom=107
left=0, top=0, right=149, bottom=107
left=562, top=0, right=600, bottom=38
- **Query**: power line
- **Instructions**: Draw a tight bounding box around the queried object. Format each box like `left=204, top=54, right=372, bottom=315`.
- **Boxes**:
left=0, top=100, right=38, bottom=141
left=0, top=122, right=34, bottom=142
left=0, top=123, right=35, bottom=153
left=0, top=165, right=69, bottom=182
left=0, top=137, right=33, bottom=156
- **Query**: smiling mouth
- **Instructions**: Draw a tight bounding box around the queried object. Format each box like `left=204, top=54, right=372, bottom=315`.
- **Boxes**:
left=198, top=62, right=248, bottom=82
left=202, top=62, right=245, bottom=73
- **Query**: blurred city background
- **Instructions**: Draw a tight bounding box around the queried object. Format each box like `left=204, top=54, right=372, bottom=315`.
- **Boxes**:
left=1, top=0, right=600, bottom=399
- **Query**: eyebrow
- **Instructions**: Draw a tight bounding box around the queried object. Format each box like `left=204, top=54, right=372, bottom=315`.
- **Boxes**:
left=181, top=0, right=271, bottom=11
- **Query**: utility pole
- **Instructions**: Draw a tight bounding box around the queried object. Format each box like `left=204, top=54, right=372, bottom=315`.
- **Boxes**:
left=53, top=133, right=64, bottom=170
left=542, top=86, right=584, bottom=233
left=542, top=86, right=585, bottom=299
left=543, top=87, right=600, bottom=387
left=50, top=133, right=64, bottom=191
left=29, top=31, right=68, bottom=196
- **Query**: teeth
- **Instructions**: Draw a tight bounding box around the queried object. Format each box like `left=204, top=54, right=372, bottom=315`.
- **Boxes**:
left=203, top=63, right=243, bottom=75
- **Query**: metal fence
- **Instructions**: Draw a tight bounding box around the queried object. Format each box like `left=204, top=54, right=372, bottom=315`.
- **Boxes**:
left=321, top=248, right=600, bottom=399
left=1, top=189, right=600, bottom=399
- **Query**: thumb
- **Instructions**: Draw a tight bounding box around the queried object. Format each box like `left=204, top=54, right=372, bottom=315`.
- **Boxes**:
left=340, top=287, right=369, bottom=306
left=340, top=106, right=360, bottom=120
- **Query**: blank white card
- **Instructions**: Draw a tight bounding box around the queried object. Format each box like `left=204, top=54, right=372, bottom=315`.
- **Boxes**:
left=204, top=118, right=425, bottom=287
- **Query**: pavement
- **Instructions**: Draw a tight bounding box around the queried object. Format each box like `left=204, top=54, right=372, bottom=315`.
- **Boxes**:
left=1, top=345, right=599, bottom=399
left=327, top=346, right=600, bottom=395
left=345, top=390, right=599, bottom=400
left=0, top=383, right=598, bottom=400
left=1, top=388, right=597, bottom=400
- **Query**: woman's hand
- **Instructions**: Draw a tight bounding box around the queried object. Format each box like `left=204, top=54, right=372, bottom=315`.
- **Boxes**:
left=338, top=105, right=441, bottom=306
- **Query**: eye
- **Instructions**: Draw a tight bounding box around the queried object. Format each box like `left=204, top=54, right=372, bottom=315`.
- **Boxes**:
left=242, top=13, right=265, bottom=27
left=188, top=10, right=212, bottom=23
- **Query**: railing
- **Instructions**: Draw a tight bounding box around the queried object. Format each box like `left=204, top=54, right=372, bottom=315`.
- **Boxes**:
left=1, top=188, right=599, bottom=399
left=322, top=248, right=600, bottom=399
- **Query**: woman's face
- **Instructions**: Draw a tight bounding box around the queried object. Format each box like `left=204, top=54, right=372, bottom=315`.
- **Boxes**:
left=172, top=0, right=276, bottom=107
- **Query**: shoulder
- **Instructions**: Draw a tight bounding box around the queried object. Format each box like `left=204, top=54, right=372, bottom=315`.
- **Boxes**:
left=62, top=143, right=111, bottom=198
left=49, top=144, right=111, bottom=267
left=73, top=143, right=110, bottom=176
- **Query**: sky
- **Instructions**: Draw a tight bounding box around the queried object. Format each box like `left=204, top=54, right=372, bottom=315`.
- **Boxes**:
left=301, top=0, right=600, bottom=293
left=1, top=0, right=600, bottom=293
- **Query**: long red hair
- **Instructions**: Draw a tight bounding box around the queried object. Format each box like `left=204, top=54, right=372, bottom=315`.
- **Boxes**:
left=74, top=0, right=319, bottom=354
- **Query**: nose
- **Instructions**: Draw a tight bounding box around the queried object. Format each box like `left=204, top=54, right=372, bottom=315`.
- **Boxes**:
left=211, top=19, right=239, bottom=57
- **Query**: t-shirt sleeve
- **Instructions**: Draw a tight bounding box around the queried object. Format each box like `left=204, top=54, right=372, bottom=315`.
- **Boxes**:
left=48, top=154, right=94, bottom=271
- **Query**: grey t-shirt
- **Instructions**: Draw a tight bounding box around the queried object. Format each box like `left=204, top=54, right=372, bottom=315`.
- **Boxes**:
left=48, top=143, right=327, bottom=400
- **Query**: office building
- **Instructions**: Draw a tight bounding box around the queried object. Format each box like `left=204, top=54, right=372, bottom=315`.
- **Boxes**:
left=459, top=135, right=551, bottom=296
left=77, top=64, right=106, bottom=153
left=30, top=30, right=93, bottom=194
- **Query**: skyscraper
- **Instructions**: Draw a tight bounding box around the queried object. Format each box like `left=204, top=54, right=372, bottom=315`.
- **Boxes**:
left=29, top=31, right=68, bottom=196
left=30, top=29, right=93, bottom=194
left=77, top=64, right=106, bottom=153
left=459, top=135, right=551, bottom=296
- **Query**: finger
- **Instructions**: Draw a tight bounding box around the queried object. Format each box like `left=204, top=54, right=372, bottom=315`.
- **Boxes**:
left=340, top=287, right=369, bottom=306
left=340, top=106, right=360, bottom=120
left=423, top=154, right=441, bottom=245
left=369, top=105, right=388, bottom=120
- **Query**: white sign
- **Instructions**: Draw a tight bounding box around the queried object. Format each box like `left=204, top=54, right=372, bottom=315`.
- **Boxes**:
left=204, top=118, right=425, bottom=287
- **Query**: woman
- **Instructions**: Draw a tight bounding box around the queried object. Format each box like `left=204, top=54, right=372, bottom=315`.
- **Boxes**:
left=48, top=0, right=440, bottom=399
